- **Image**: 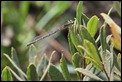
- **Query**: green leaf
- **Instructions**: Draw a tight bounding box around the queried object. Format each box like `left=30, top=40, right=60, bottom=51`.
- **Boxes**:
left=87, top=16, right=99, bottom=37
left=40, top=51, right=56, bottom=81
left=1, top=66, right=13, bottom=81
left=81, top=13, right=89, bottom=26
left=100, top=26, right=107, bottom=51
left=69, top=29, right=79, bottom=47
left=72, top=52, right=82, bottom=68
left=60, top=54, right=71, bottom=81
left=83, top=65, right=107, bottom=81
left=80, top=27, right=96, bottom=47
left=85, top=56, right=102, bottom=71
left=113, top=52, right=121, bottom=72
left=68, top=30, right=76, bottom=55
left=76, top=1, right=83, bottom=25
left=29, top=45, right=37, bottom=64
left=3, top=53, right=27, bottom=78
left=111, top=37, right=121, bottom=51
left=49, top=64, right=65, bottom=81
left=75, top=68, right=103, bottom=81
left=11, top=47, right=20, bottom=67
left=103, top=50, right=111, bottom=77
left=77, top=45, right=90, bottom=57
left=7, top=66, right=23, bottom=81
left=11, top=47, right=25, bottom=80
left=117, top=53, right=121, bottom=70
left=36, top=55, right=49, bottom=77
left=114, top=1, right=121, bottom=17
left=69, top=28, right=83, bottom=56
left=26, top=64, right=39, bottom=81
left=114, top=66, right=121, bottom=79
left=72, top=52, right=81, bottom=79
left=109, top=45, right=114, bottom=74
left=83, top=40, right=102, bottom=70
left=110, top=67, right=114, bottom=81
left=78, top=40, right=102, bottom=70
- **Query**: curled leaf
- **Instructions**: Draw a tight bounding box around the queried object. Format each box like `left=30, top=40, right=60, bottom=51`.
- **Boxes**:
left=101, top=13, right=121, bottom=51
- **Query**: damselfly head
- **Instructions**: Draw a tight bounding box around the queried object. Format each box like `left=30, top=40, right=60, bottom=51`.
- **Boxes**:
left=68, top=20, right=74, bottom=24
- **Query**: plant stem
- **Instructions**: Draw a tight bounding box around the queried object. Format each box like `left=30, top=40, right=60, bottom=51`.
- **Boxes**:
left=102, top=62, right=110, bottom=81
left=81, top=53, right=86, bottom=80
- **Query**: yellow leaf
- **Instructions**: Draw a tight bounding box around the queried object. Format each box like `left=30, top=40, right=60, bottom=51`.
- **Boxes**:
left=101, top=13, right=121, bottom=51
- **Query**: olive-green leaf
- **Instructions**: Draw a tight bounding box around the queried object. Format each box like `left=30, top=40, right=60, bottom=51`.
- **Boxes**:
left=3, top=53, right=27, bottom=78
left=49, top=64, right=65, bottom=81
left=72, top=52, right=82, bottom=68
left=1, top=66, right=13, bottom=81
left=80, top=27, right=96, bottom=47
left=7, top=66, right=23, bottom=81
left=11, top=47, right=25, bottom=80
left=69, top=29, right=79, bottom=48
left=29, top=45, right=37, bottom=64
left=100, top=26, right=107, bottom=51
left=72, top=52, right=81, bottom=79
left=36, top=55, right=49, bottom=77
left=87, top=16, right=99, bottom=37
left=60, top=54, right=71, bottom=81
left=83, top=40, right=102, bottom=70
left=68, top=30, right=76, bottom=55
left=77, top=45, right=102, bottom=71
left=26, top=64, right=39, bottom=81
left=81, top=13, right=89, bottom=25
left=75, top=68, right=103, bottom=81
left=114, top=1, right=121, bottom=17
left=76, top=1, right=83, bottom=25
left=85, top=56, right=102, bottom=71
left=69, top=29, right=83, bottom=56
left=69, top=26, right=83, bottom=56
left=11, top=47, right=20, bottom=67
left=40, top=51, right=56, bottom=81
left=117, top=53, right=121, bottom=70
left=113, top=52, right=121, bottom=72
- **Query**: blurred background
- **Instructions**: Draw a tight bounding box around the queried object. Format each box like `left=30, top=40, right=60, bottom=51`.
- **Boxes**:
left=1, top=1, right=121, bottom=78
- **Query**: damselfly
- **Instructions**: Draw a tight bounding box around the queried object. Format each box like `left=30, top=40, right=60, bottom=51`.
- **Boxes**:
left=27, top=20, right=74, bottom=46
